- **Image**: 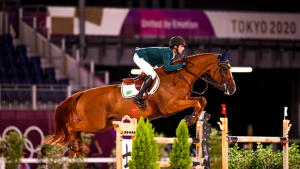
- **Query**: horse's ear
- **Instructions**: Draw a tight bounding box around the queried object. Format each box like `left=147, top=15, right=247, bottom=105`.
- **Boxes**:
left=221, top=50, right=226, bottom=61
left=225, top=50, right=231, bottom=60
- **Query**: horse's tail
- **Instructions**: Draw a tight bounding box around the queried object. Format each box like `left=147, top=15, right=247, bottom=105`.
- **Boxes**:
left=44, top=91, right=84, bottom=146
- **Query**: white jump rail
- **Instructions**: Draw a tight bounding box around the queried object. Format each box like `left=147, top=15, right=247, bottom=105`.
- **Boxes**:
left=0, top=157, right=116, bottom=169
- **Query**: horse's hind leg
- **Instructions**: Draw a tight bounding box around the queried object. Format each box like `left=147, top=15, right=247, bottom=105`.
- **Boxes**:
left=65, top=119, right=114, bottom=157
left=66, top=131, right=83, bottom=157
left=65, top=121, right=91, bottom=157
left=96, top=119, right=114, bottom=132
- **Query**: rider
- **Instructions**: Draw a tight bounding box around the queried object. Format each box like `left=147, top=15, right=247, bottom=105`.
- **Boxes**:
left=133, top=36, right=188, bottom=108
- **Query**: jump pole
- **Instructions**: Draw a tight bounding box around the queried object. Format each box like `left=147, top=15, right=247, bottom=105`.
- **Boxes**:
left=112, top=115, right=137, bottom=169
left=218, top=112, right=292, bottom=169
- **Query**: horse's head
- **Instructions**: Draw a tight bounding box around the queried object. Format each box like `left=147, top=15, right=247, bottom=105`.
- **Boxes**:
left=209, top=50, right=236, bottom=95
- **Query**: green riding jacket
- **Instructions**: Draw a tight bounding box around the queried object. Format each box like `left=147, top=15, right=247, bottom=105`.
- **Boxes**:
left=135, top=47, right=183, bottom=72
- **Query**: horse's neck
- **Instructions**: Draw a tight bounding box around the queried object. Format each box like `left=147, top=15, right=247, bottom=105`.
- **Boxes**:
left=156, top=54, right=217, bottom=85
left=184, top=55, right=217, bottom=84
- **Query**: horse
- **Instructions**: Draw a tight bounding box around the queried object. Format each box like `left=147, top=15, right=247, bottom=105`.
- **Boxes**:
left=44, top=50, right=236, bottom=157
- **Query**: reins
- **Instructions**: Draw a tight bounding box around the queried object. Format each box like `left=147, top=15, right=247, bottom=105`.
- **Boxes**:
left=173, top=55, right=233, bottom=95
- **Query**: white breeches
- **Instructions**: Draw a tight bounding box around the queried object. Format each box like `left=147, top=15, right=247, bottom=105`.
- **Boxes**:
left=133, top=53, right=157, bottom=80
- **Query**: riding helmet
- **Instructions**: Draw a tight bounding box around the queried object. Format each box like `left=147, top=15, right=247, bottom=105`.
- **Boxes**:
left=169, top=36, right=188, bottom=47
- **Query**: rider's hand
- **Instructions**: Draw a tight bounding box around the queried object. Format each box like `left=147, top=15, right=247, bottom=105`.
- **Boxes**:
left=182, top=61, right=187, bottom=67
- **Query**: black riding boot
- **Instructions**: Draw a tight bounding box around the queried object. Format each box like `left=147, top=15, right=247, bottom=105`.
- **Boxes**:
left=133, top=75, right=153, bottom=108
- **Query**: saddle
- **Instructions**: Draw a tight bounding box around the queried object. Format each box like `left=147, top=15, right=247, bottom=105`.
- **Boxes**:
left=122, top=72, right=157, bottom=91
left=122, top=72, right=164, bottom=119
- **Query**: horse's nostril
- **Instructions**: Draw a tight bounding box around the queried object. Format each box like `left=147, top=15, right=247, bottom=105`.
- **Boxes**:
left=231, top=87, right=235, bottom=93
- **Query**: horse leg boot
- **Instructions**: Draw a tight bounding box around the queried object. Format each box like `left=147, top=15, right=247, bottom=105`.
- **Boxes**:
left=66, top=140, right=85, bottom=157
left=65, top=124, right=85, bottom=157
left=184, top=112, right=198, bottom=126
left=72, top=131, right=85, bottom=157
left=133, top=75, right=153, bottom=108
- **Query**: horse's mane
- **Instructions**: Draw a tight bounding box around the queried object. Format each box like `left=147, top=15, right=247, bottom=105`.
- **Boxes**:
left=171, top=53, right=216, bottom=64
left=156, top=53, right=216, bottom=72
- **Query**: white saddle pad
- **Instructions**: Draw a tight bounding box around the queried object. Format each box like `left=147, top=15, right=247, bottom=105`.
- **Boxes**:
left=121, top=75, right=160, bottom=98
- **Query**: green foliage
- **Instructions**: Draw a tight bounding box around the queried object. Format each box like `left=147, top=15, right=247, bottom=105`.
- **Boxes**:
left=146, top=120, right=160, bottom=169
left=37, top=132, right=94, bottom=169
left=154, top=132, right=168, bottom=160
left=68, top=155, right=86, bottom=169
left=108, top=141, right=117, bottom=169
left=0, top=131, right=26, bottom=169
left=37, top=135, right=67, bottom=169
left=209, top=127, right=222, bottom=169
left=68, top=132, right=95, bottom=169
left=289, top=142, right=300, bottom=168
left=108, top=132, right=167, bottom=169
left=128, top=117, right=160, bottom=169
left=168, top=120, right=192, bottom=169
left=228, top=142, right=300, bottom=169
left=81, top=132, right=94, bottom=146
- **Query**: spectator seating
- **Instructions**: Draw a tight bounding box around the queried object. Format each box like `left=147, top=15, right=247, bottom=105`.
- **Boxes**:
left=0, top=33, right=70, bottom=105
left=0, top=66, right=10, bottom=77
left=30, top=56, right=41, bottom=67
left=59, top=78, right=69, bottom=85
left=0, top=56, right=7, bottom=66
left=0, top=77, right=14, bottom=103
left=16, top=45, right=27, bottom=56
left=2, top=34, right=13, bottom=45
left=8, top=55, right=18, bottom=66
left=11, top=66, right=22, bottom=77
left=0, top=46, right=4, bottom=55
left=4, top=44, right=15, bottom=56
left=19, top=56, right=30, bottom=66
left=24, top=77, right=36, bottom=84
left=22, top=66, right=34, bottom=78
left=37, top=78, right=50, bottom=103
left=48, top=78, right=63, bottom=103
left=33, top=67, right=44, bottom=78
left=13, top=77, right=27, bottom=103
left=45, top=67, right=55, bottom=78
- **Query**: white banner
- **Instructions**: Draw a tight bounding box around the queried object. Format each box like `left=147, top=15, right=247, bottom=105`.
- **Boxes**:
left=204, top=11, right=300, bottom=40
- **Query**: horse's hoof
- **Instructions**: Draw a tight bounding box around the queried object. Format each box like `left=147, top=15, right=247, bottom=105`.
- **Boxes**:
left=75, top=151, right=83, bottom=157
left=184, top=115, right=191, bottom=124
left=62, top=149, right=70, bottom=157
left=68, top=150, right=76, bottom=158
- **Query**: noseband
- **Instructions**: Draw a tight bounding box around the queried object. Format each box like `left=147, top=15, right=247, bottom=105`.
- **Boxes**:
left=212, top=56, right=235, bottom=89
left=175, top=55, right=234, bottom=95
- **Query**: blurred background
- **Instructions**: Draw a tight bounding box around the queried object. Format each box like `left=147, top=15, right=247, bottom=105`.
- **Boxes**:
left=0, top=0, right=299, bottom=168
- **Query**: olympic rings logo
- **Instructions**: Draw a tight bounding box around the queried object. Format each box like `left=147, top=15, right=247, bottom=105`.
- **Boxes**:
left=0, top=126, right=45, bottom=158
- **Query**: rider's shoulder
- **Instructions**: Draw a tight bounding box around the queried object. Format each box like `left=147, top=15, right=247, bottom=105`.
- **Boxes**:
left=146, top=47, right=170, bottom=50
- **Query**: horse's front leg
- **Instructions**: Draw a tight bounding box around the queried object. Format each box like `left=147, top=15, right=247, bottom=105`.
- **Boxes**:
left=170, top=99, right=201, bottom=126
left=189, top=97, right=207, bottom=121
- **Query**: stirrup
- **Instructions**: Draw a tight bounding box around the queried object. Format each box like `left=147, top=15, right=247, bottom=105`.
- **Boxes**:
left=133, top=97, right=147, bottom=108
left=138, top=101, right=147, bottom=108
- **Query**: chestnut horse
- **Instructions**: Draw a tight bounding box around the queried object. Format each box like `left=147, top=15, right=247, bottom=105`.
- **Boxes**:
left=44, top=51, right=236, bottom=157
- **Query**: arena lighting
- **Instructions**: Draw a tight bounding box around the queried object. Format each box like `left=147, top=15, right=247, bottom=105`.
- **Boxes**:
left=231, top=67, right=253, bottom=73
left=132, top=67, right=253, bottom=74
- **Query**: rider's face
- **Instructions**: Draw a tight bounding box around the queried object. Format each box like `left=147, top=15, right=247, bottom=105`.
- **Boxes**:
left=177, top=45, right=185, bottom=54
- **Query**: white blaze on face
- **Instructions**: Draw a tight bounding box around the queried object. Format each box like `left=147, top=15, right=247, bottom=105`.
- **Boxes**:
left=224, top=70, right=234, bottom=95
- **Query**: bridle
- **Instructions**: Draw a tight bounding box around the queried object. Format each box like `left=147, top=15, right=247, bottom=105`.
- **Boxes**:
left=174, top=55, right=234, bottom=95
